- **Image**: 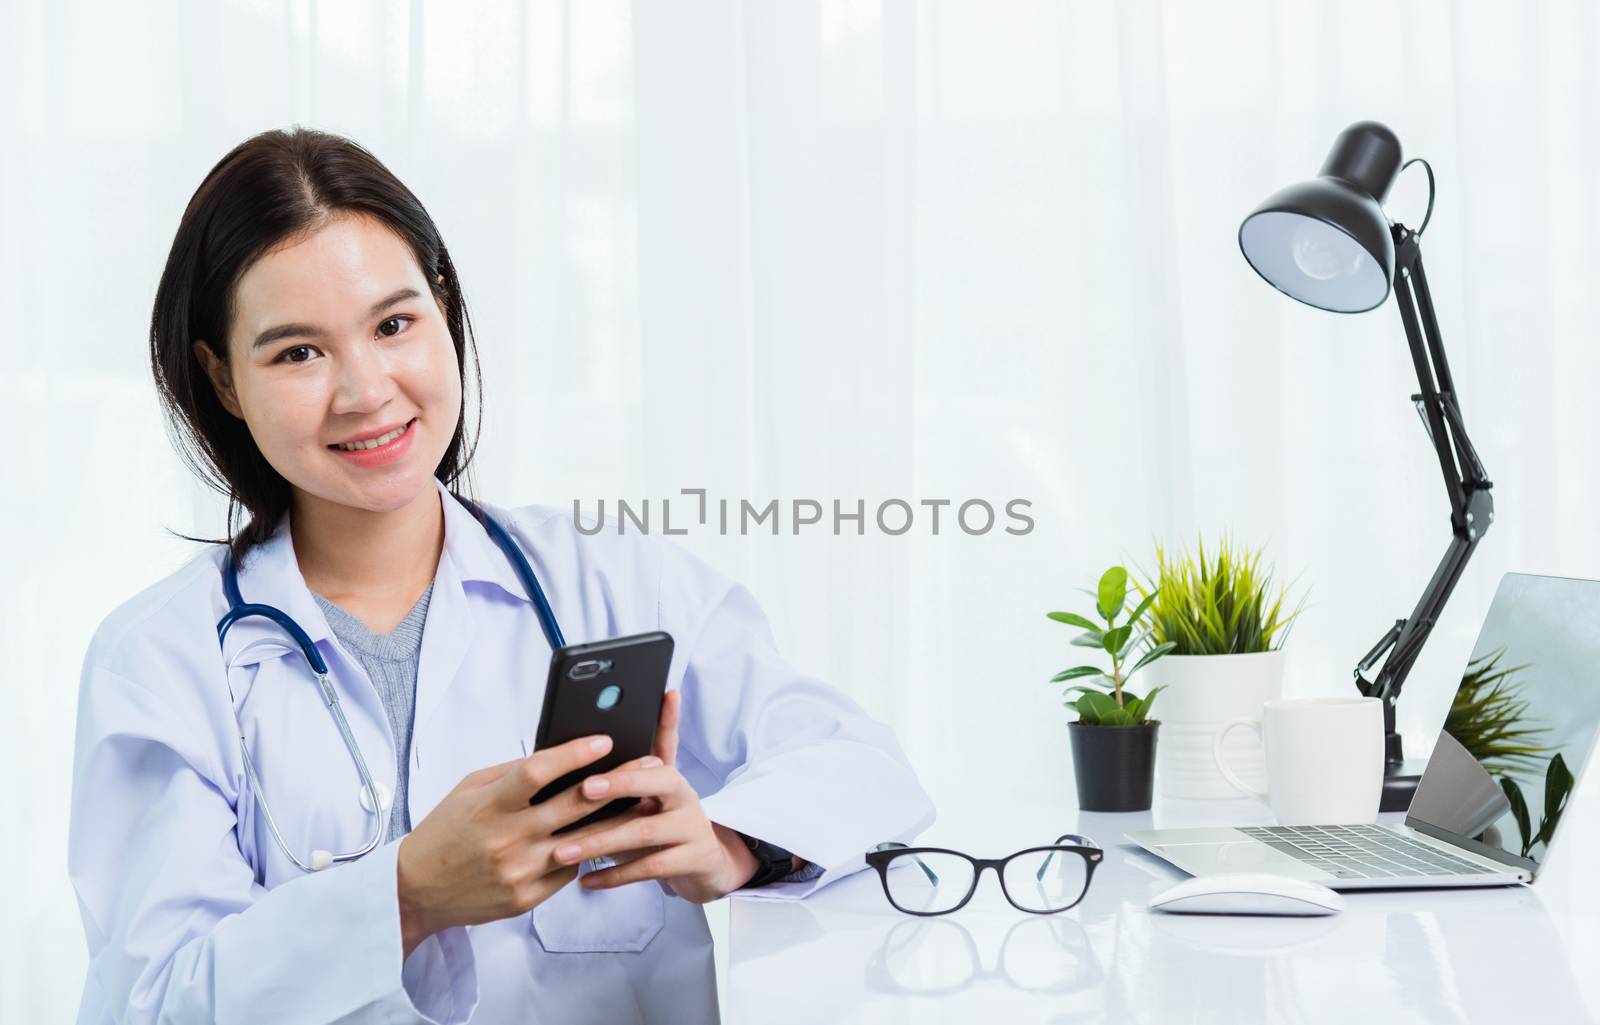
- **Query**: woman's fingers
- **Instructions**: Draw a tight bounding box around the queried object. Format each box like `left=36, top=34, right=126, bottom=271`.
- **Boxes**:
left=550, top=808, right=681, bottom=867
left=536, top=764, right=692, bottom=863
left=530, top=804, right=656, bottom=871
left=524, top=753, right=664, bottom=835
left=492, top=734, right=612, bottom=812
left=537, top=767, right=688, bottom=844
left=579, top=849, right=683, bottom=891
left=577, top=762, right=683, bottom=806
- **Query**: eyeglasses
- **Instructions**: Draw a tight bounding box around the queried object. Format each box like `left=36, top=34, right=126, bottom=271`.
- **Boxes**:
left=864, top=835, right=1103, bottom=916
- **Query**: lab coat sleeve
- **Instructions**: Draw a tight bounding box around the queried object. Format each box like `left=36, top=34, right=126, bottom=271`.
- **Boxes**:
left=67, top=661, right=478, bottom=1025
left=659, top=543, right=936, bottom=900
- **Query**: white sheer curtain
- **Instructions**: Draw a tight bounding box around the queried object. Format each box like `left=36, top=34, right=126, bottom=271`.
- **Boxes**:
left=7, top=0, right=1600, bottom=1017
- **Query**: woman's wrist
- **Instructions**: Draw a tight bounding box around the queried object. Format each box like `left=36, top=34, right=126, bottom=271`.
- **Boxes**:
left=711, top=823, right=763, bottom=895
left=396, top=836, right=439, bottom=959
left=400, top=910, right=429, bottom=961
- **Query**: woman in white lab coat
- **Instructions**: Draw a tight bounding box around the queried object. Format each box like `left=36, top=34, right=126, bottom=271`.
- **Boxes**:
left=67, top=128, right=933, bottom=1025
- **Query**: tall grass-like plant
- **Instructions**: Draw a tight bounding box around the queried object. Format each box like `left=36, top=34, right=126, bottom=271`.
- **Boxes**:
left=1137, top=536, right=1302, bottom=655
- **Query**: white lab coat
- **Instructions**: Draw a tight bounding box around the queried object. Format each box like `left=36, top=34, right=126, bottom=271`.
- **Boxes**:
left=68, top=477, right=934, bottom=1024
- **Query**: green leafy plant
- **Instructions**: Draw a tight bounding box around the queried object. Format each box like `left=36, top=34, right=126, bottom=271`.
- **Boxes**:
left=1136, top=536, right=1302, bottom=655
left=1499, top=753, right=1573, bottom=859
left=1443, top=648, right=1552, bottom=779
left=1046, top=566, right=1176, bottom=726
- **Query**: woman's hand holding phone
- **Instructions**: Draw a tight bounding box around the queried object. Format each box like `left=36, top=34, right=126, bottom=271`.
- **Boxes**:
left=541, top=688, right=763, bottom=903
left=394, top=734, right=661, bottom=958
left=397, top=688, right=766, bottom=958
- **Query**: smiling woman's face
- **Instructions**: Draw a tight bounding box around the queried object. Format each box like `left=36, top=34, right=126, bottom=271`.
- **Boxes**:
left=195, top=212, right=462, bottom=517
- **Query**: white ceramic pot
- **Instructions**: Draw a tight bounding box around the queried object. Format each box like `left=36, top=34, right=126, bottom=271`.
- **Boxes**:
left=1147, top=651, right=1285, bottom=799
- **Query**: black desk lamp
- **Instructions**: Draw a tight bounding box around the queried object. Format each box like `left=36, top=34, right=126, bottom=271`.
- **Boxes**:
left=1238, top=121, right=1494, bottom=812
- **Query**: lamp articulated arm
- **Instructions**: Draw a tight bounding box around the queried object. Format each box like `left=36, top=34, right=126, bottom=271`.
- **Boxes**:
left=1353, top=222, right=1495, bottom=770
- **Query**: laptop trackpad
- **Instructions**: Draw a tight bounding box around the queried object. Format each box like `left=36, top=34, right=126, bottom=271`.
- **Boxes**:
left=1138, top=828, right=1256, bottom=845
left=1154, top=840, right=1329, bottom=880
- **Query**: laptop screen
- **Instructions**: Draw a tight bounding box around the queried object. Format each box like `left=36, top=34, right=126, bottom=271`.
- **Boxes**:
left=1406, top=572, right=1600, bottom=877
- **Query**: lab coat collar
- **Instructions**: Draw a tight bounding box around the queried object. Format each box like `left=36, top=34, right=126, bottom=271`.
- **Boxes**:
left=432, top=477, right=531, bottom=603
left=222, top=477, right=530, bottom=671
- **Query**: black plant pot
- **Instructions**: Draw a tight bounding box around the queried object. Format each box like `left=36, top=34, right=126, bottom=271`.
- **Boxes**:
left=1068, top=721, right=1159, bottom=812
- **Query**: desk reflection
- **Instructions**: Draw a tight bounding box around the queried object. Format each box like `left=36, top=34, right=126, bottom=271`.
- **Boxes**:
left=866, top=914, right=1103, bottom=998
left=1101, top=888, right=1593, bottom=1024
left=728, top=861, right=1595, bottom=1024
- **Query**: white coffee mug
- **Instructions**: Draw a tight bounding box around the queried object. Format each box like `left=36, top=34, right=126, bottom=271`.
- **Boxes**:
left=1212, top=696, right=1384, bottom=825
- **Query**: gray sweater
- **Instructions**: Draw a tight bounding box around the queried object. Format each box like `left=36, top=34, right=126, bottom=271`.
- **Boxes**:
left=311, top=583, right=433, bottom=843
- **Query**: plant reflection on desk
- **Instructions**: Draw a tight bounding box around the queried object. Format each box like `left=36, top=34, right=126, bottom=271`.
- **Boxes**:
left=866, top=913, right=1104, bottom=998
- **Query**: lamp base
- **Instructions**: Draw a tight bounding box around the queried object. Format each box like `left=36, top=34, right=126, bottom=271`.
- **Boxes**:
left=1379, top=763, right=1424, bottom=813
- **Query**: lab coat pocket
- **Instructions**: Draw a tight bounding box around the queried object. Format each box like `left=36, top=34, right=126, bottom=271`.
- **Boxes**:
left=530, top=866, right=665, bottom=953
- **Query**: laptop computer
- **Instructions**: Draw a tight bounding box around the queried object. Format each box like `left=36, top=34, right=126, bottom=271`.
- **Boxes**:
left=1127, top=572, right=1600, bottom=890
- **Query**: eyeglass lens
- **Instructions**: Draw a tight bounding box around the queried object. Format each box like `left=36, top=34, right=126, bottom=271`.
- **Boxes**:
left=1000, top=848, right=1089, bottom=912
left=882, top=852, right=977, bottom=914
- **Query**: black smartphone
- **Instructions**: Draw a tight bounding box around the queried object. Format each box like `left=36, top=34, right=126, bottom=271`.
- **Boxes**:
left=530, top=630, right=674, bottom=834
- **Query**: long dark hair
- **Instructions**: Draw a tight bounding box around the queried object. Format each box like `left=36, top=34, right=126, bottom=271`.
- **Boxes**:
left=150, top=127, right=483, bottom=565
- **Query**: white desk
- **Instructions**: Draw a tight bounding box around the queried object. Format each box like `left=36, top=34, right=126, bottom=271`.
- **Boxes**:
left=725, top=795, right=1600, bottom=1024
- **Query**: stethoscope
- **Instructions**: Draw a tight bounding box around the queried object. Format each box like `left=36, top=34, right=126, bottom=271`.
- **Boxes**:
left=215, top=493, right=566, bottom=873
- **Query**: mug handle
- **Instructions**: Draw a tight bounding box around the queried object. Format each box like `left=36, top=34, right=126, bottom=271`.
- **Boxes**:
left=1213, top=718, right=1269, bottom=802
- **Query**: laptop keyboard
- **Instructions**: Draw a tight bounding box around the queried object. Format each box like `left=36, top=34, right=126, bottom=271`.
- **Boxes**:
left=1237, top=824, right=1495, bottom=880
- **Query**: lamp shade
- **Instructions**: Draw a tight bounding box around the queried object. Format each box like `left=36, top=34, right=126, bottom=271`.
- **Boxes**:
left=1238, top=121, right=1404, bottom=314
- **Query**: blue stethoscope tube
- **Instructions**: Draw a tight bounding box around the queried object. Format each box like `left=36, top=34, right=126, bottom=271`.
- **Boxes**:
left=215, top=494, right=566, bottom=872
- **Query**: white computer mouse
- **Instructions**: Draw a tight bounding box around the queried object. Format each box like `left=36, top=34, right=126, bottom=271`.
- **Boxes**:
left=1148, top=873, right=1345, bottom=916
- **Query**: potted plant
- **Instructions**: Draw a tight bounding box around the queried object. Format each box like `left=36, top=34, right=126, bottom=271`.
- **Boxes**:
left=1047, top=565, right=1176, bottom=812
left=1136, top=537, right=1303, bottom=799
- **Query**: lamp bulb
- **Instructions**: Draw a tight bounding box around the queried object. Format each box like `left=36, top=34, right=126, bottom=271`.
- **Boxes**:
left=1291, top=222, right=1366, bottom=281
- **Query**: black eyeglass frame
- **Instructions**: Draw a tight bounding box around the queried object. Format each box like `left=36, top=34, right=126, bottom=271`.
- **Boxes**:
left=864, top=834, right=1104, bottom=917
